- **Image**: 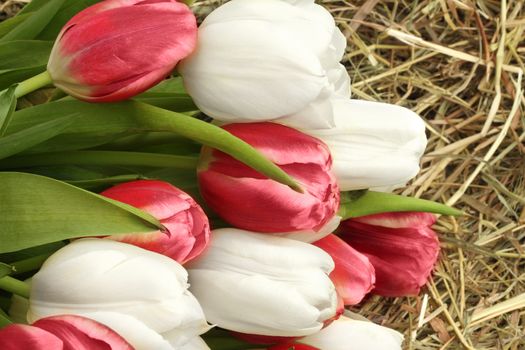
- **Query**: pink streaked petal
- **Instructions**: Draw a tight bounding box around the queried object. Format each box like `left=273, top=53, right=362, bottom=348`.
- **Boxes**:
left=222, top=123, right=332, bottom=168
left=34, top=315, right=133, bottom=350
left=314, top=235, right=375, bottom=305
left=339, top=215, right=440, bottom=297
left=101, top=180, right=191, bottom=220
left=0, top=324, right=63, bottom=350
left=199, top=171, right=336, bottom=232
left=351, top=212, right=436, bottom=229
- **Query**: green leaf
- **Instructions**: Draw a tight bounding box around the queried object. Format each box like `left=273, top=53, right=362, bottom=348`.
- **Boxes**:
left=0, top=242, right=65, bottom=264
left=0, top=151, right=199, bottom=170
left=0, top=40, right=52, bottom=90
left=7, top=100, right=301, bottom=191
left=0, top=172, right=162, bottom=253
left=135, top=77, right=196, bottom=112
left=0, top=85, right=16, bottom=136
left=0, top=14, right=30, bottom=39
left=0, top=263, right=14, bottom=279
left=0, top=0, right=66, bottom=42
left=0, top=115, right=77, bottom=160
left=338, top=191, right=463, bottom=220
left=37, top=0, right=103, bottom=40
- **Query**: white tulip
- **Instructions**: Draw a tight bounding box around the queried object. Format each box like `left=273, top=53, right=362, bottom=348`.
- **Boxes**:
left=186, top=228, right=338, bottom=337
left=299, top=315, right=404, bottom=350
left=28, top=239, right=210, bottom=347
left=179, top=0, right=349, bottom=128
left=305, top=98, right=427, bottom=191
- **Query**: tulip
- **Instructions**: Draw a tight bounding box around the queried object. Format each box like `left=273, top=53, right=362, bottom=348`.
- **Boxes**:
left=313, top=234, right=375, bottom=305
left=28, top=239, right=210, bottom=347
left=338, top=212, right=439, bottom=296
left=101, top=180, right=210, bottom=264
left=298, top=315, right=403, bottom=350
left=179, top=0, right=349, bottom=128
left=47, top=0, right=197, bottom=102
left=0, top=315, right=133, bottom=350
left=198, top=122, right=340, bottom=233
left=186, top=228, right=338, bottom=337
left=304, top=97, right=427, bottom=191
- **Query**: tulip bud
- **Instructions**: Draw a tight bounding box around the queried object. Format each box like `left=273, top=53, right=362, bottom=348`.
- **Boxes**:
left=29, top=239, right=210, bottom=347
left=313, top=234, right=375, bottom=305
left=338, top=212, right=439, bottom=296
left=186, top=228, right=338, bottom=337
left=47, top=0, right=197, bottom=102
left=179, top=0, right=349, bottom=128
left=298, top=315, right=403, bottom=350
left=305, top=98, right=427, bottom=191
left=101, top=180, right=210, bottom=264
left=198, top=122, right=340, bottom=233
left=0, top=315, right=133, bottom=350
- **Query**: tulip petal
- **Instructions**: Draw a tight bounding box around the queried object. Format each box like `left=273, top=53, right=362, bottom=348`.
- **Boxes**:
left=300, top=316, right=403, bottom=350
left=29, top=239, right=208, bottom=335
left=81, top=312, right=174, bottom=350
left=306, top=98, right=427, bottom=191
left=0, top=324, right=63, bottom=350
left=187, top=229, right=337, bottom=337
left=314, top=234, right=375, bottom=305
left=33, top=315, right=133, bottom=350
left=339, top=212, right=439, bottom=296
left=48, top=0, right=197, bottom=102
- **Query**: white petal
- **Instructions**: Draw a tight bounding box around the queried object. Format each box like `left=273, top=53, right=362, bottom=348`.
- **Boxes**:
left=28, top=239, right=207, bottom=335
left=306, top=98, right=427, bottom=190
left=186, top=229, right=337, bottom=336
left=81, top=312, right=174, bottom=350
left=301, top=316, right=404, bottom=350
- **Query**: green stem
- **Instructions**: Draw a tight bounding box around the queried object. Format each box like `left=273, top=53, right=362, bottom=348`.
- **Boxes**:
left=11, top=253, right=52, bottom=275
left=0, top=276, right=30, bottom=298
left=0, top=151, right=198, bottom=170
left=14, top=71, right=53, bottom=98
left=337, top=190, right=463, bottom=220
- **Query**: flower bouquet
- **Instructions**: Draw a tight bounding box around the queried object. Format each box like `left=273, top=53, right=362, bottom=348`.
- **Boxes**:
left=0, top=0, right=465, bottom=349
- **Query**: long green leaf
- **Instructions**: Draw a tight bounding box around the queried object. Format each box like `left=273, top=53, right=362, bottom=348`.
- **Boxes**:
left=0, top=0, right=65, bottom=42
left=7, top=100, right=301, bottom=191
left=0, top=115, right=77, bottom=160
left=0, top=40, right=52, bottom=90
left=0, top=14, right=30, bottom=39
left=0, top=85, right=16, bottom=136
left=338, top=191, right=463, bottom=220
left=0, top=172, right=162, bottom=253
left=0, top=309, right=12, bottom=327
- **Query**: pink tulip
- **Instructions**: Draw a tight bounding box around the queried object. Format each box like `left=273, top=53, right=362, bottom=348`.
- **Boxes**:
left=314, top=234, right=375, bottom=305
left=338, top=212, right=440, bottom=297
left=0, top=315, right=132, bottom=350
left=101, top=180, right=210, bottom=264
left=47, top=0, right=197, bottom=102
left=198, top=122, right=340, bottom=233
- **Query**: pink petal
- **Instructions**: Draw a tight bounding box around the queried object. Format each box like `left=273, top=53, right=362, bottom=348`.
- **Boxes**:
left=339, top=212, right=440, bottom=297
left=101, top=180, right=210, bottom=263
left=314, top=234, right=375, bottom=305
left=0, top=324, right=63, bottom=350
left=33, top=315, right=133, bottom=350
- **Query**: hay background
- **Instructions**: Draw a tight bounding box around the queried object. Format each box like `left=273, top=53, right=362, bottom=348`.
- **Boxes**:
left=2, top=0, right=525, bottom=349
